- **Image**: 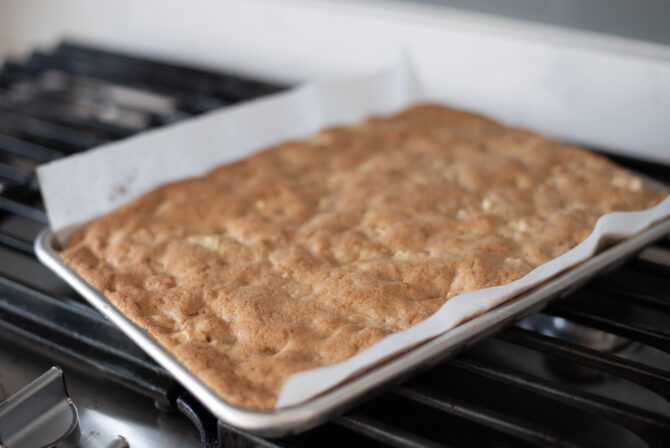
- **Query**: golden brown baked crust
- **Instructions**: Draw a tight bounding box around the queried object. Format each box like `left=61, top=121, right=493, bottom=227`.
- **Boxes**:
left=61, top=104, right=666, bottom=409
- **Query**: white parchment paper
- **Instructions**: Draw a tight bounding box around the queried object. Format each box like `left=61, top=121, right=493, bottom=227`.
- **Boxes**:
left=37, top=59, right=670, bottom=410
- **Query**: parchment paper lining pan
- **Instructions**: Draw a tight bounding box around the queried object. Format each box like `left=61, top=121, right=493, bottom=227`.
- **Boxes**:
left=35, top=59, right=670, bottom=435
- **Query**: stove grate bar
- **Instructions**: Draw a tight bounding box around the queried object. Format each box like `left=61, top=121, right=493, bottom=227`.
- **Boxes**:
left=0, top=67, right=183, bottom=128
left=0, top=298, right=179, bottom=405
left=0, top=196, right=47, bottom=223
left=0, top=110, right=108, bottom=151
left=0, top=283, right=165, bottom=372
left=543, top=301, right=670, bottom=354
left=0, top=274, right=104, bottom=320
left=0, top=317, right=179, bottom=407
left=588, top=282, right=670, bottom=313
left=498, top=326, right=670, bottom=401
left=0, top=70, right=171, bottom=130
left=0, top=230, right=34, bottom=255
left=55, top=41, right=284, bottom=102
left=217, top=424, right=286, bottom=448
left=0, top=93, right=137, bottom=140
left=0, top=161, right=33, bottom=187
left=392, top=385, right=581, bottom=448
left=26, top=52, right=228, bottom=115
left=597, top=266, right=670, bottom=305
left=334, top=413, right=447, bottom=448
left=0, top=133, right=65, bottom=161
left=445, top=356, right=670, bottom=447
left=176, top=393, right=227, bottom=448
left=653, top=237, right=670, bottom=252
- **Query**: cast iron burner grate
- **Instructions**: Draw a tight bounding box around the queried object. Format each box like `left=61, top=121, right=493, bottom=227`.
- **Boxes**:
left=1, top=41, right=669, bottom=448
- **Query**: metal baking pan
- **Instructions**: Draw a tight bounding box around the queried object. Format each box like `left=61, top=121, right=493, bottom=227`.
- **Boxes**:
left=35, top=216, right=670, bottom=437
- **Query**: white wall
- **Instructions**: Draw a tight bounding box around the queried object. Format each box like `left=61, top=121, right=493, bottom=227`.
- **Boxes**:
left=1, top=0, right=669, bottom=162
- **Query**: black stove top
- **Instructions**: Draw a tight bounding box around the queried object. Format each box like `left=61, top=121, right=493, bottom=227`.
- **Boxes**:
left=0, top=41, right=669, bottom=448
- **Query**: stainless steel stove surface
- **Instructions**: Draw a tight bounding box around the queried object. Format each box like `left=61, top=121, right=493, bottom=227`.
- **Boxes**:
left=1, top=42, right=669, bottom=448
left=0, top=335, right=200, bottom=447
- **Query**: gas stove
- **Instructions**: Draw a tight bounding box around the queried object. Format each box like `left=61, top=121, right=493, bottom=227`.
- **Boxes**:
left=0, top=42, right=669, bottom=448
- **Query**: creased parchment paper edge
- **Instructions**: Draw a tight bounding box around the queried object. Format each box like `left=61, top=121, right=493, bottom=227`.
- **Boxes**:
left=276, top=196, right=670, bottom=407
